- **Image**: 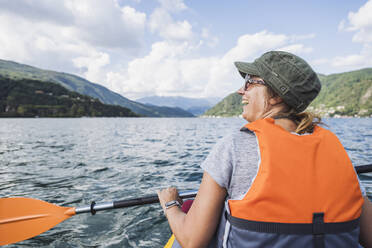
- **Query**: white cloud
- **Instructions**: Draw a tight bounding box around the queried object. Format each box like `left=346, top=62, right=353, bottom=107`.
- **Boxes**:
left=0, top=0, right=147, bottom=51
left=331, top=54, right=365, bottom=67
left=201, top=28, right=219, bottom=48
left=158, top=0, right=187, bottom=12
left=338, top=20, right=346, bottom=31
left=0, top=0, right=73, bottom=25
left=64, top=0, right=146, bottom=49
left=107, top=31, right=313, bottom=99
left=289, top=33, right=316, bottom=42
left=0, top=0, right=147, bottom=84
left=200, top=28, right=219, bottom=48
left=0, top=15, right=32, bottom=62
left=331, top=0, right=372, bottom=71
left=339, top=0, right=372, bottom=33
left=149, top=8, right=193, bottom=41
left=73, top=52, right=110, bottom=83
left=312, top=44, right=372, bottom=73
left=311, top=58, right=329, bottom=66
left=107, top=41, right=204, bottom=97
left=278, top=44, right=313, bottom=54
left=329, top=44, right=372, bottom=71
left=346, top=1, right=372, bottom=29
left=0, top=0, right=223, bottom=98
left=121, top=6, right=146, bottom=29
left=223, top=31, right=288, bottom=62
left=0, top=13, right=91, bottom=71
left=342, top=0, right=372, bottom=42
left=0, top=0, right=324, bottom=101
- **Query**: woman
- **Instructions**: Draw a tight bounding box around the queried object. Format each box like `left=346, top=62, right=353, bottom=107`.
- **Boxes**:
left=157, top=51, right=372, bottom=248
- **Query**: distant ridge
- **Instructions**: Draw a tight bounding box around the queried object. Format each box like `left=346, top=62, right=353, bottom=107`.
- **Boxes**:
left=204, top=69, right=372, bottom=117
left=0, top=59, right=194, bottom=117
left=136, top=95, right=220, bottom=115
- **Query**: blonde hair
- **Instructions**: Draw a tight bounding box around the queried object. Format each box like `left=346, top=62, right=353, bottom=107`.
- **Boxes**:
left=266, top=87, right=322, bottom=134
left=281, top=111, right=322, bottom=134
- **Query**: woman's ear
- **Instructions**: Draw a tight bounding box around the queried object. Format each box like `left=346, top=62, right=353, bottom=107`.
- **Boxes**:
left=269, top=96, right=283, bottom=106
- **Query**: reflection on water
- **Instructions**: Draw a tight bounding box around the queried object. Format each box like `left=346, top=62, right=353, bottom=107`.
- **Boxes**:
left=1, top=117, right=371, bottom=247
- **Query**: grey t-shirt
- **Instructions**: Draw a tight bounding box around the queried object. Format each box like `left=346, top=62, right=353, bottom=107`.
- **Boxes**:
left=200, top=129, right=366, bottom=200
left=201, top=130, right=259, bottom=200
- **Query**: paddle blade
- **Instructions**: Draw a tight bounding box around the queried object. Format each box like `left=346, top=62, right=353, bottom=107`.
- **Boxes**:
left=0, top=197, right=75, bottom=246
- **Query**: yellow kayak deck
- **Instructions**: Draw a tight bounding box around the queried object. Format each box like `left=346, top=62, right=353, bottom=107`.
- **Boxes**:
left=164, top=234, right=175, bottom=248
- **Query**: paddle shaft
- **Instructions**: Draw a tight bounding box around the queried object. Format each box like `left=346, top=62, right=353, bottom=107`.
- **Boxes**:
left=74, top=164, right=372, bottom=215
left=75, top=190, right=197, bottom=214
left=355, top=164, right=372, bottom=174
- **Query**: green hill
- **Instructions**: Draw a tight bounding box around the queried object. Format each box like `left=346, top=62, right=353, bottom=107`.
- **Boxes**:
left=0, top=59, right=193, bottom=117
left=0, top=76, right=139, bottom=117
left=204, top=68, right=372, bottom=117
left=310, top=68, right=372, bottom=116
left=203, top=93, right=242, bottom=117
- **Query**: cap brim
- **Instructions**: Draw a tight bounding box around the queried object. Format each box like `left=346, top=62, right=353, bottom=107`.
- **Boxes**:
left=234, top=61, right=261, bottom=79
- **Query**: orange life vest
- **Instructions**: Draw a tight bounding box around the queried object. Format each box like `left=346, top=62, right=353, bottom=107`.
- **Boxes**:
left=169, top=118, right=364, bottom=248
left=228, top=118, right=364, bottom=223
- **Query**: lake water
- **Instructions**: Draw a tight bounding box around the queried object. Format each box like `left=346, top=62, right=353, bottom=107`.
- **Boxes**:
left=1, top=117, right=372, bottom=247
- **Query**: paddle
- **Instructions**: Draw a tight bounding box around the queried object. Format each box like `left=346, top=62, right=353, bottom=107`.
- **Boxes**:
left=0, top=190, right=197, bottom=246
left=1, top=164, right=372, bottom=246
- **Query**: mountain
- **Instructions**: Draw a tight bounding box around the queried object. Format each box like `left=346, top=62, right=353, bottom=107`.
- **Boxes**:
left=140, top=103, right=194, bottom=117
left=0, top=59, right=193, bottom=117
left=0, top=76, right=138, bottom=117
left=203, top=93, right=242, bottom=117
left=204, top=68, right=372, bottom=117
left=310, top=68, right=372, bottom=117
left=136, top=96, right=220, bottom=115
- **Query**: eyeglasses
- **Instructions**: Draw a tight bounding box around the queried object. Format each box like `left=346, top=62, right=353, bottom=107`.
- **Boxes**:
left=244, top=74, right=265, bottom=91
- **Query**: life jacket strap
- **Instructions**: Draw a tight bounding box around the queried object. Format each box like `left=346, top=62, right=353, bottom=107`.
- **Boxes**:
left=225, top=211, right=360, bottom=235
left=312, top=213, right=324, bottom=248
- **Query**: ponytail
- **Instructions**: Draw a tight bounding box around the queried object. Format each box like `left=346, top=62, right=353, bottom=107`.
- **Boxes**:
left=266, top=86, right=322, bottom=134
left=274, top=110, right=322, bottom=134
left=293, top=112, right=322, bottom=134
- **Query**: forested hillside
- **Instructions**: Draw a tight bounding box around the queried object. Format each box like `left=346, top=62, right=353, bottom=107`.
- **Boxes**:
left=0, top=77, right=139, bottom=117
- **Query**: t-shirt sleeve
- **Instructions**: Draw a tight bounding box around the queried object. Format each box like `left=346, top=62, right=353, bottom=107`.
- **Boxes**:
left=200, top=134, right=234, bottom=190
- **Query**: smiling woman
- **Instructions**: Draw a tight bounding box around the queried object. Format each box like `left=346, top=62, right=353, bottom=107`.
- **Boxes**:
left=157, top=51, right=372, bottom=248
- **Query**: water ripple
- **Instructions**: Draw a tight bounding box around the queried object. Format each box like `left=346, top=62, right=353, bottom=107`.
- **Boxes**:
left=0, top=117, right=371, bottom=247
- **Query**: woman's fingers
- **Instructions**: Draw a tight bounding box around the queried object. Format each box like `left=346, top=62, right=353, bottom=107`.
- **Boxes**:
left=157, top=187, right=181, bottom=209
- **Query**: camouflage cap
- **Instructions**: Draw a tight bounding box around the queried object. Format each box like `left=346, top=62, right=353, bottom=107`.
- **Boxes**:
left=234, top=51, right=321, bottom=112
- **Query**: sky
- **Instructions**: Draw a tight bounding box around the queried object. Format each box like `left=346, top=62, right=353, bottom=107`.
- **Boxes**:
left=0, top=0, right=371, bottom=100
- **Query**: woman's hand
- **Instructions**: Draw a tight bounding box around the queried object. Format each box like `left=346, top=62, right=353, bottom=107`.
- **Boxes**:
left=157, top=187, right=183, bottom=213
left=156, top=173, right=226, bottom=248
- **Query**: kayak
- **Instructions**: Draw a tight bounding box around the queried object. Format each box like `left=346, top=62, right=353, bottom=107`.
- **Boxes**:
left=164, top=234, right=176, bottom=248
